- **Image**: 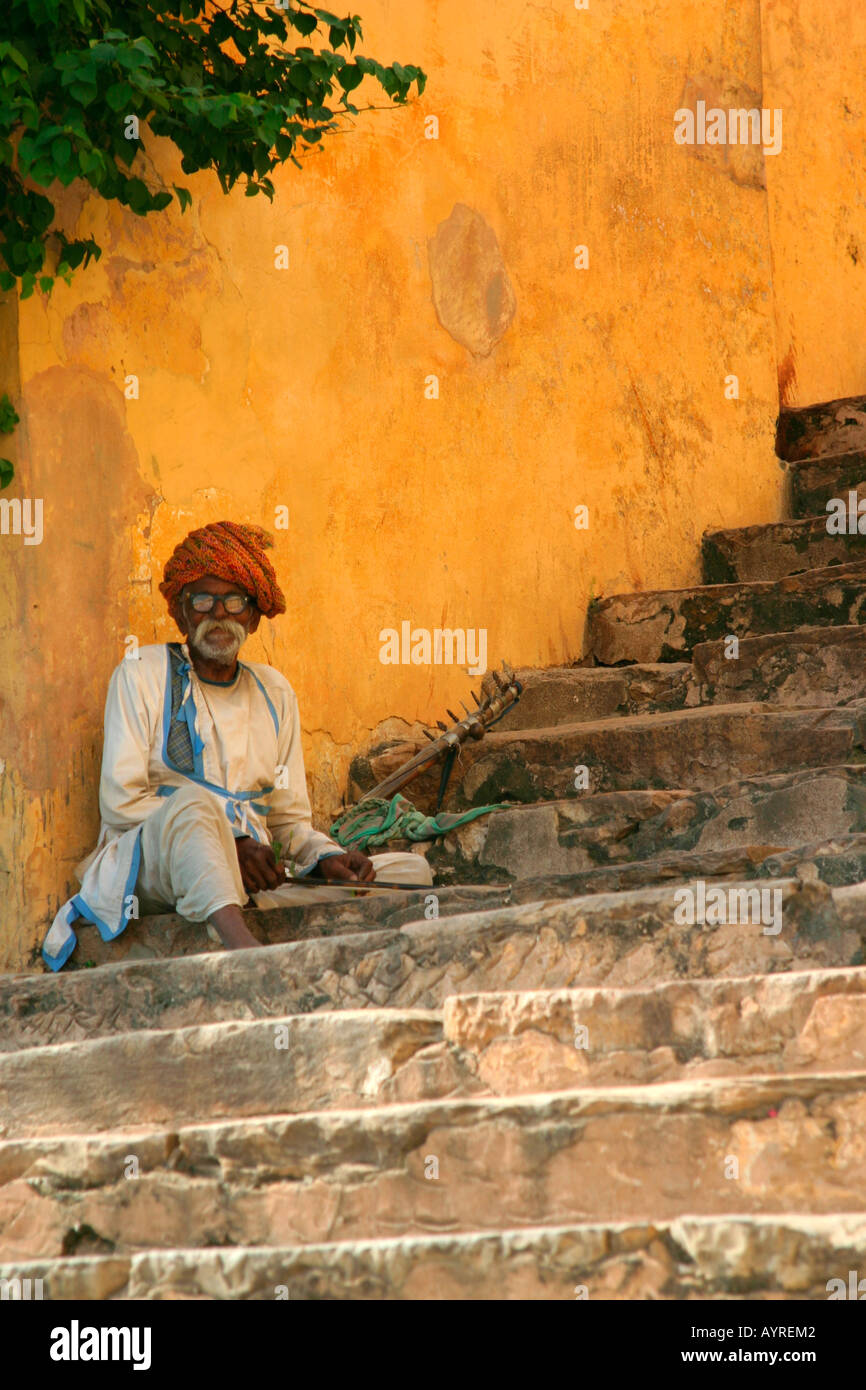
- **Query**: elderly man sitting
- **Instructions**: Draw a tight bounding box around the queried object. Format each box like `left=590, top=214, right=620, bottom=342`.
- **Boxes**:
left=43, top=521, right=432, bottom=970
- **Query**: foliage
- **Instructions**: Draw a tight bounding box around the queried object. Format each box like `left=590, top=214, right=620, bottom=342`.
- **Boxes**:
left=0, top=392, right=19, bottom=432
left=0, top=1, right=426, bottom=297
left=0, top=391, right=19, bottom=488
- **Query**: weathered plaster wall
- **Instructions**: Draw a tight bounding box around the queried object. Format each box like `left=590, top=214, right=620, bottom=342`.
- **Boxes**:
left=761, top=0, right=866, bottom=408
left=3, top=0, right=855, bottom=969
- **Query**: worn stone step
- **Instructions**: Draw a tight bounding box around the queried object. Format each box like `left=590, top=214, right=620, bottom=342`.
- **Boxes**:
left=3, top=875, right=864, bottom=1055
left=56, top=882, right=503, bottom=973
left=702, top=516, right=866, bottom=584
left=476, top=664, right=693, bottom=730
left=777, top=395, right=866, bottom=461
left=348, top=667, right=692, bottom=802
left=429, top=766, right=866, bottom=884
left=0, top=1010, right=477, bottom=1140
left=3, top=1072, right=866, bottom=1262
left=691, top=625, right=866, bottom=707
left=586, top=559, right=866, bottom=665
left=444, top=969, right=866, bottom=1090
left=431, top=789, right=693, bottom=880
left=3, top=1211, right=866, bottom=1298
left=436, top=703, right=866, bottom=809
left=789, top=453, right=866, bottom=518
left=493, top=831, right=866, bottom=897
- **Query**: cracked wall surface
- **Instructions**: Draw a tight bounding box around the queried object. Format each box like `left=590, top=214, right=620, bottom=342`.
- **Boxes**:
left=0, top=0, right=864, bottom=968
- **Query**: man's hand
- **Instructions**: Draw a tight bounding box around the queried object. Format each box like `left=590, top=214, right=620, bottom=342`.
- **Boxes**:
left=235, top=836, right=283, bottom=894
left=315, top=849, right=376, bottom=884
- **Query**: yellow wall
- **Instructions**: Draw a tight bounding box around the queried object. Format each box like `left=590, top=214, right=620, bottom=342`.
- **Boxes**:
left=761, top=0, right=866, bottom=407
left=1, top=0, right=862, bottom=969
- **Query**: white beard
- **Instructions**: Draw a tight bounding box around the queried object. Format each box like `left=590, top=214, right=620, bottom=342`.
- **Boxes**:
left=188, top=617, right=248, bottom=665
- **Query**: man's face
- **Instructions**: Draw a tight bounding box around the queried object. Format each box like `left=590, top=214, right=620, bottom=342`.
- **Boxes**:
left=172, top=575, right=261, bottom=666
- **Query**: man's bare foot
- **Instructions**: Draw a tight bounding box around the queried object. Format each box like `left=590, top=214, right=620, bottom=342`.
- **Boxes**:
left=209, top=904, right=260, bottom=950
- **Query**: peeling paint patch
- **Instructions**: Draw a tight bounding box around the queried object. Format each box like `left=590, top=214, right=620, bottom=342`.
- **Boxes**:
left=427, top=204, right=516, bottom=356
left=677, top=74, right=767, bottom=191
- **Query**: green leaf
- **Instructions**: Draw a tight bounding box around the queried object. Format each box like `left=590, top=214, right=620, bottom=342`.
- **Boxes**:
left=122, top=177, right=152, bottom=214
left=30, top=160, right=55, bottom=186
left=72, top=0, right=86, bottom=21
left=79, top=148, right=103, bottom=177
left=0, top=45, right=29, bottom=74
left=337, top=63, right=363, bottom=92
left=173, top=184, right=192, bottom=212
left=209, top=101, right=233, bottom=129
left=69, top=82, right=98, bottom=106
left=0, top=459, right=13, bottom=490
left=105, top=81, right=133, bottom=111
left=52, top=137, right=71, bottom=167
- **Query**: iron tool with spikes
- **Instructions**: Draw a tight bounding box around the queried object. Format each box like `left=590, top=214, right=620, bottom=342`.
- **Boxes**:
left=358, top=663, right=523, bottom=808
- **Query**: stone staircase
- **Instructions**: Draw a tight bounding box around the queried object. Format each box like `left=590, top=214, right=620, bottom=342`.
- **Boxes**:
left=5, top=396, right=866, bottom=1299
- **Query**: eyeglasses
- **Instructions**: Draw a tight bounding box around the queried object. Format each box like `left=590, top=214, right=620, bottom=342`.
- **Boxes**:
left=185, top=592, right=254, bottom=615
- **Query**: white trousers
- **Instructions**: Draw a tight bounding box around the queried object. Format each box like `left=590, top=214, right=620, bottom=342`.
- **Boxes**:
left=134, top=782, right=432, bottom=921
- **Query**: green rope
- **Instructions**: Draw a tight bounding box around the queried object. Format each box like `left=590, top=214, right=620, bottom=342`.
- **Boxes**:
left=330, top=793, right=509, bottom=850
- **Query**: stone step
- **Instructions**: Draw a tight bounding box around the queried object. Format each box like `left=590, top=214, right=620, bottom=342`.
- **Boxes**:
left=776, top=395, right=866, bottom=461
left=789, top=453, right=866, bottom=518
left=4, top=875, right=864, bottom=1053
left=58, top=882, right=505, bottom=972
left=444, top=968, right=866, bottom=1090
left=494, top=831, right=866, bottom=897
left=428, top=766, right=866, bottom=883
left=3, top=1072, right=866, bottom=1263
left=586, top=559, right=866, bottom=665
left=3, top=1211, right=866, bottom=1298
left=476, top=664, right=693, bottom=730
left=701, top=516, right=866, bottom=584
left=691, top=625, right=866, bottom=707
left=0, top=1010, right=478, bottom=1140
left=437, top=703, right=866, bottom=809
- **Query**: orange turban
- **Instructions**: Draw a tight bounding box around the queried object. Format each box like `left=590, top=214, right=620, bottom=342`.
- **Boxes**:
left=159, top=521, right=286, bottom=619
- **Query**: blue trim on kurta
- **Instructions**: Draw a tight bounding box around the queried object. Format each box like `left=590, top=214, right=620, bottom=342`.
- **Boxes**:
left=42, top=931, right=77, bottom=971
left=244, top=665, right=279, bottom=737
left=66, top=827, right=144, bottom=944
left=159, top=646, right=275, bottom=837
left=41, top=903, right=79, bottom=972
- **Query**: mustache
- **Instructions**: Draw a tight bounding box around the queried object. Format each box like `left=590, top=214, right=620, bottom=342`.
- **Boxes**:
left=190, top=617, right=247, bottom=658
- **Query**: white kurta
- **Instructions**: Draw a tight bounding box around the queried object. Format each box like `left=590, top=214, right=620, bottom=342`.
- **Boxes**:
left=42, top=643, right=362, bottom=970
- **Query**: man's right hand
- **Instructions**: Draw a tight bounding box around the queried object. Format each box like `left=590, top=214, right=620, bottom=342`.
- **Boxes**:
left=235, top=836, right=283, bottom=894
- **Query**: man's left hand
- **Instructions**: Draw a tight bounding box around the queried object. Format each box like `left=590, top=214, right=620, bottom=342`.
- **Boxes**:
left=315, top=850, right=375, bottom=883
